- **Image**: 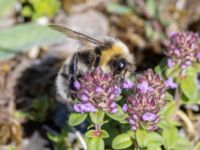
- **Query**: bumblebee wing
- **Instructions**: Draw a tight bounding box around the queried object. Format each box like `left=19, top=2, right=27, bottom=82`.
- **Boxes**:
left=49, top=24, right=104, bottom=46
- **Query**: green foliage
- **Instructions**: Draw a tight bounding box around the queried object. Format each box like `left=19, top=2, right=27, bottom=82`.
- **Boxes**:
left=90, top=111, right=105, bottom=124
left=30, top=96, right=55, bottom=122
left=162, top=126, right=192, bottom=150
left=145, top=132, right=164, bottom=148
left=47, top=127, right=75, bottom=150
left=106, top=105, right=127, bottom=123
left=68, top=113, right=88, bottom=126
left=145, top=22, right=164, bottom=42
left=106, top=3, right=133, bottom=15
left=146, top=0, right=157, bottom=17
left=0, top=23, right=65, bottom=61
left=155, top=58, right=167, bottom=76
left=21, top=0, right=61, bottom=20
left=87, top=137, right=105, bottom=150
left=136, top=129, right=149, bottom=148
left=112, top=133, right=132, bottom=149
left=0, top=0, right=16, bottom=19
left=136, top=129, right=164, bottom=149
left=179, top=69, right=198, bottom=103
left=165, top=65, right=181, bottom=78
left=85, top=130, right=109, bottom=139
left=15, top=97, right=54, bottom=122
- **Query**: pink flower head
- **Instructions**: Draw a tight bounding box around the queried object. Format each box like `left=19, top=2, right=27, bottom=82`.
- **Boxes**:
left=73, top=68, right=121, bottom=113
left=124, top=69, right=167, bottom=131
left=166, top=31, right=200, bottom=70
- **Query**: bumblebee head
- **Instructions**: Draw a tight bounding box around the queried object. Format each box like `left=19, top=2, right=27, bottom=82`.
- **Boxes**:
left=100, top=39, right=135, bottom=74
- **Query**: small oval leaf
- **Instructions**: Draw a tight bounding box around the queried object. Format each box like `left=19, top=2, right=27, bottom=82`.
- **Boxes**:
left=180, top=74, right=198, bottom=101
left=85, top=130, right=109, bottom=139
left=147, top=132, right=164, bottom=148
left=88, top=137, right=104, bottom=150
left=136, top=129, right=149, bottom=148
left=90, top=111, right=105, bottom=124
left=106, top=105, right=127, bottom=123
left=112, top=133, right=132, bottom=149
left=68, top=113, right=87, bottom=126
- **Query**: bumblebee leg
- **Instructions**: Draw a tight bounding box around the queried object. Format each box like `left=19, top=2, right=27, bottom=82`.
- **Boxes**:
left=68, top=53, right=78, bottom=91
left=56, top=53, right=78, bottom=101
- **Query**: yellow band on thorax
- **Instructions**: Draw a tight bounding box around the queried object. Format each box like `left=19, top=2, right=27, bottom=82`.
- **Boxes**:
left=100, top=43, right=125, bottom=67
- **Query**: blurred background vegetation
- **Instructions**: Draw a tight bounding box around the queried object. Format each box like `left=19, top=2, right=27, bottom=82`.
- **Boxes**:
left=0, top=0, right=200, bottom=150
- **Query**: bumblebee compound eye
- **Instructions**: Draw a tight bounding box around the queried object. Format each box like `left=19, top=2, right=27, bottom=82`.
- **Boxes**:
left=113, top=58, right=127, bottom=74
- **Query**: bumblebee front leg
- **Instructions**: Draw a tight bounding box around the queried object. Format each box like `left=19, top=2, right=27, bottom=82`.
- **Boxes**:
left=68, top=53, right=78, bottom=91
left=56, top=53, right=78, bottom=101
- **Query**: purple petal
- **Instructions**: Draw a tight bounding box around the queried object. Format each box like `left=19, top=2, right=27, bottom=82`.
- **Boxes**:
left=181, top=64, right=187, bottom=69
left=185, top=60, right=192, bottom=66
left=137, top=81, right=149, bottom=93
left=95, top=87, right=103, bottom=93
left=80, top=94, right=89, bottom=102
left=73, top=104, right=84, bottom=113
left=122, top=79, right=134, bottom=89
left=128, top=119, right=135, bottom=125
left=131, top=126, right=137, bottom=131
left=142, top=112, right=157, bottom=121
left=168, top=59, right=175, bottom=68
left=197, top=52, right=200, bottom=61
left=109, top=94, right=116, bottom=100
left=174, top=49, right=181, bottom=56
left=110, top=102, right=117, bottom=108
left=84, top=103, right=97, bottom=112
left=74, top=80, right=81, bottom=89
left=113, top=86, right=121, bottom=95
left=122, top=104, right=128, bottom=112
left=165, top=77, right=178, bottom=89
left=111, top=108, right=118, bottom=113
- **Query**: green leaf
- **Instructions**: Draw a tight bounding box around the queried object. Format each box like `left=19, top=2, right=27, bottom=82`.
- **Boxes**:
left=112, top=133, right=133, bottom=149
left=68, top=113, right=87, bottom=126
left=136, top=129, right=149, bottom=148
left=0, top=23, right=66, bottom=61
left=88, top=137, right=104, bottom=150
left=162, top=126, right=192, bottom=150
left=106, top=105, right=127, bottom=123
left=162, top=126, right=178, bottom=149
left=127, top=130, right=135, bottom=139
left=47, top=132, right=60, bottom=143
left=146, top=132, right=164, bottom=148
left=154, top=58, right=167, bottom=76
left=146, top=0, right=157, bottom=17
left=165, top=92, right=174, bottom=101
left=85, top=130, right=109, bottom=139
left=147, top=147, right=162, bottom=150
left=21, top=6, right=33, bottom=17
left=0, top=0, right=16, bottom=19
left=172, top=137, right=192, bottom=150
left=106, top=3, right=133, bottom=15
left=192, top=63, right=200, bottom=73
left=165, top=65, right=181, bottom=78
left=90, top=111, right=105, bottom=124
left=180, top=73, right=198, bottom=101
left=159, top=101, right=176, bottom=117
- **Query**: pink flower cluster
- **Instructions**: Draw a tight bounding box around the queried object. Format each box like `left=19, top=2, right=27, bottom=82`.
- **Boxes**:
left=123, top=69, right=169, bottom=131
left=73, top=68, right=121, bottom=113
left=166, top=31, right=200, bottom=69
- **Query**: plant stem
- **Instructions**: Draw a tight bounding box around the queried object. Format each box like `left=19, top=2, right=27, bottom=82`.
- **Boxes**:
left=134, top=139, right=139, bottom=150
left=177, top=110, right=196, bottom=138
left=174, top=86, right=181, bottom=109
left=95, top=124, right=101, bottom=131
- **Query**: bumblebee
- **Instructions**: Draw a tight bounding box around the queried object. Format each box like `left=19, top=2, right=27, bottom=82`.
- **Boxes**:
left=49, top=25, right=135, bottom=101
